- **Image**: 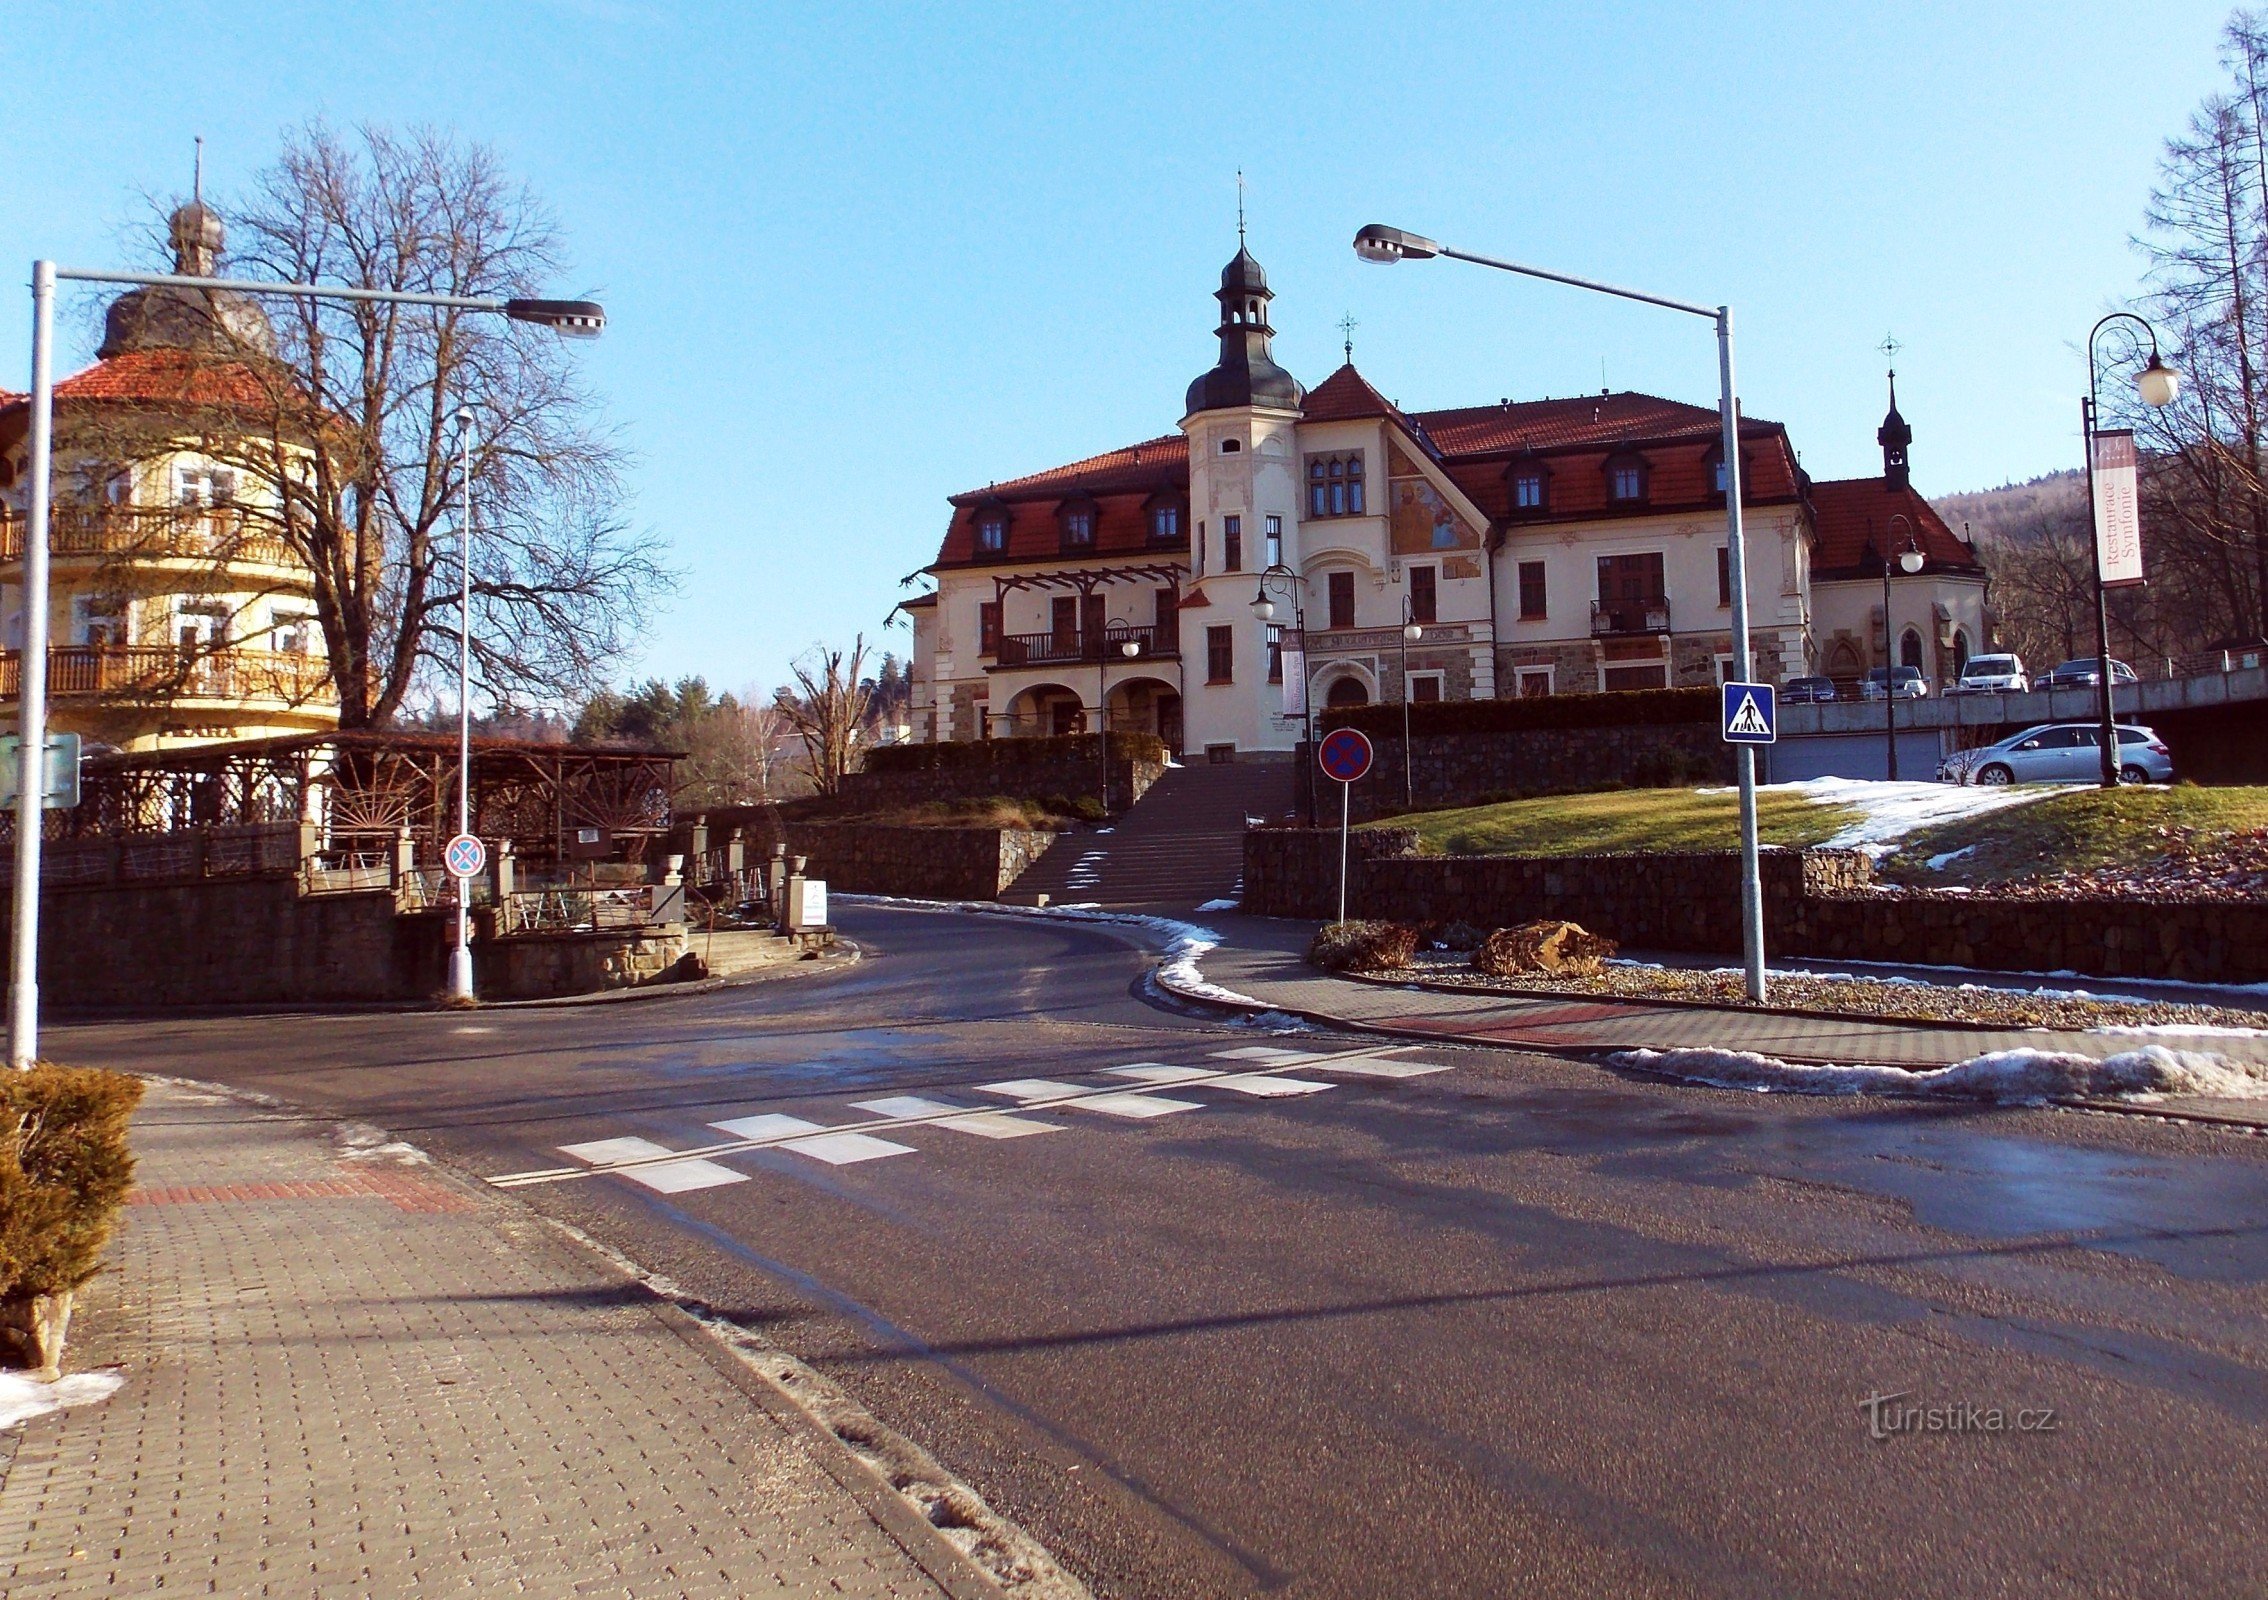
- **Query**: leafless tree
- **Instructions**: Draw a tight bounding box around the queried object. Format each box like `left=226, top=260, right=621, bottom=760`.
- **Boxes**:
left=78, top=121, right=670, bottom=727
left=780, top=638, right=873, bottom=797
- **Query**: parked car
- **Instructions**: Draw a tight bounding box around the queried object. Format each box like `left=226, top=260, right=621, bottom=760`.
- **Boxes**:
left=1780, top=675, right=1838, bottom=704
left=1939, top=722, right=2174, bottom=785
left=1858, top=666, right=1928, bottom=700
left=1949, top=653, right=2028, bottom=694
left=2033, top=657, right=2137, bottom=691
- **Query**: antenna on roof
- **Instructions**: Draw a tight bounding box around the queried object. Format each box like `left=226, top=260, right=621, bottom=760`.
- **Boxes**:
left=193, top=134, right=204, bottom=204
left=1338, top=312, right=1356, bottom=364
left=1236, top=169, right=1246, bottom=245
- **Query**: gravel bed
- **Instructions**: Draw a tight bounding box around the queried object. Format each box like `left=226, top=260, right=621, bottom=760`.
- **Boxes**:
left=1361, top=950, right=2268, bottom=1032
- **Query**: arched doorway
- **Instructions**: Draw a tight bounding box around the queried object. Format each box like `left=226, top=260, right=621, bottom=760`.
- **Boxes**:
left=1106, top=675, right=1183, bottom=754
left=1004, top=683, right=1086, bottom=739
left=1324, top=677, right=1371, bottom=709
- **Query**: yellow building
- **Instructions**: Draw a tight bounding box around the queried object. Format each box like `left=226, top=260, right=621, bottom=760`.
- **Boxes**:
left=0, top=199, right=336, bottom=754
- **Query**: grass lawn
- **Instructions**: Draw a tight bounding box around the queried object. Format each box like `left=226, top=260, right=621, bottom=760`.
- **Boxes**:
left=1876, top=785, right=2268, bottom=887
left=1374, top=788, right=1862, bottom=856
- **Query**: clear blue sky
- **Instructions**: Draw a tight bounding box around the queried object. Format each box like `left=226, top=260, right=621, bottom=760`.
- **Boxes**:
left=1, top=1, right=2237, bottom=699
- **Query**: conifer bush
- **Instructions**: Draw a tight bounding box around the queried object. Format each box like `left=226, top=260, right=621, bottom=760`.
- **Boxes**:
left=0, top=1064, right=143, bottom=1378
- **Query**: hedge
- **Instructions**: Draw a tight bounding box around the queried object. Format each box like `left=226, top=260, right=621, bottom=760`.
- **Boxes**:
left=1, top=1064, right=142, bottom=1376
left=862, top=731, right=1170, bottom=774
left=1318, top=686, right=1719, bottom=739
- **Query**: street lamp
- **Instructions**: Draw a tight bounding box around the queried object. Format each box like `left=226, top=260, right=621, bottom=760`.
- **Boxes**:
left=448, top=407, right=477, bottom=1003
left=1250, top=564, right=1318, bottom=825
left=1400, top=595, right=1422, bottom=811
left=1356, top=223, right=1770, bottom=1000
left=9, top=260, right=603, bottom=1065
left=1876, top=516, right=1924, bottom=782
left=2083, top=313, right=2180, bottom=788
left=1094, top=619, right=1140, bottom=814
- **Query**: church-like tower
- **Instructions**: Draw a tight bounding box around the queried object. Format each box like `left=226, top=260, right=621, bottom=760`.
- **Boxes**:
left=1877, top=368, right=1913, bottom=490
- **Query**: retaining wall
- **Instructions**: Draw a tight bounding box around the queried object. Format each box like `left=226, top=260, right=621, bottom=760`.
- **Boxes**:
left=1349, top=724, right=1732, bottom=821
left=763, top=821, right=1056, bottom=901
left=841, top=737, right=1167, bottom=812
left=1241, top=828, right=2268, bottom=983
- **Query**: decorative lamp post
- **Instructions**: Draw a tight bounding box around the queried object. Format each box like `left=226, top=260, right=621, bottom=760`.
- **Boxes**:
left=1094, top=619, right=1139, bottom=814
left=449, top=407, right=478, bottom=1003
left=1400, top=596, right=1422, bottom=811
left=1250, top=565, right=1317, bottom=825
left=2082, top=314, right=2181, bottom=787
left=9, top=259, right=601, bottom=1066
left=1355, top=222, right=1770, bottom=1000
left=1877, top=515, right=1923, bottom=782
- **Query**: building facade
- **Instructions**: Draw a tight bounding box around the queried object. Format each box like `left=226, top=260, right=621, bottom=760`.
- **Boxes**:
left=0, top=198, right=336, bottom=754
left=909, top=243, right=1985, bottom=757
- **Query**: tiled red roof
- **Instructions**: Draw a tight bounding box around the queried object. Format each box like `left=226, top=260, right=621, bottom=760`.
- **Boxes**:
left=936, top=434, right=1190, bottom=567
left=34, top=348, right=279, bottom=409
left=1301, top=364, right=1402, bottom=424
left=951, top=434, right=1189, bottom=503
left=1809, top=477, right=1982, bottom=577
left=1411, top=391, right=1731, bottom=454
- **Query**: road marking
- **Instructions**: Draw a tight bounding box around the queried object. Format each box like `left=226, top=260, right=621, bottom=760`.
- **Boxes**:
left=493, top=1043, right=1446, bottom=1190
left=557, top=1137, right=748, bottom=1194
left=782, top=1131, right=917, bottom=1165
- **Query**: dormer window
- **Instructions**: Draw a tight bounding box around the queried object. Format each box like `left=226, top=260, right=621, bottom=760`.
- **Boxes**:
left=1150, top=504, right=1182, bottom=541
left=1605, top=454, right=1650, bottom=505
left=976, top=511, right=1007, bottom=552
left=1713, top=456, right=1730, bottom=494
left=1306, top=453, right=1365, bottom=517
left=1059, top=501, right=1095, bottom=550
left=1508, top=457, right=1551, bottom=515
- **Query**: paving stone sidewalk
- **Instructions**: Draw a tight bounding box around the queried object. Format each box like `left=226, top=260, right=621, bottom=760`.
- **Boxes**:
left=0, top=1081, right=976, bottom=1599
left=1193, top=911, right=2268, bottom=1126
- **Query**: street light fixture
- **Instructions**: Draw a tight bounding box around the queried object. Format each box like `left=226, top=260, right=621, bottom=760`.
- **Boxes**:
left=9, top=259, right=604, bottom=1066
left=1355, top=223, right=1770, bottom=1000
left=1400, top=597, right=1422, bottom=811
left=1877, top=516, right=1924, bottom=782
left=1093, top=619, right=1141, bottom=814
left=2082, top=312, right=2180, bottom=788
left=448, top=407, right=478, bottom=1004
left=1250, top=566, right=1318, bottom=825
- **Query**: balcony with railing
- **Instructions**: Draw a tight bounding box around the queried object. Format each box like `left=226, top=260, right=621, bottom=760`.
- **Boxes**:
left=1590, top=597, right=1672, bottom=637
left=993, top=624, right=1177, bottom=667
left=0, top=504, right=301, bottom=572
left=0, top=645, right=337, bottom=706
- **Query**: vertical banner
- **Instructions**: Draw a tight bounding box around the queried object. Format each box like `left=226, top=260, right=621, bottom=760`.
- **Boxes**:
left=2091, top=428, right=2145, bottom=588
left=1280, top=635, right=1306, bottom=717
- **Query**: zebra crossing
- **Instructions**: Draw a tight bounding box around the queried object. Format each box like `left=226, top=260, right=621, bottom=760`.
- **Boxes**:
left=487, top=1044, right=1450, bottom=1194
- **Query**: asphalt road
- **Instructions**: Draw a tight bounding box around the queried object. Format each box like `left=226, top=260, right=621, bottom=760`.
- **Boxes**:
left=53, top=904, right=2268, bottom=1598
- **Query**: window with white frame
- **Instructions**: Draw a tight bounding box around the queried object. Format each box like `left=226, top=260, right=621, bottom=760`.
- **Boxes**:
left=1515, top=665, right=1553, bottom=698
left=72, top=594, right=129, bottom=648
left=175, top=464, right=238, bottom=507
left=171, top=599, right=228, bottom=651
left=1264, top=513, right=1282, bottom=568
left=271, top=609, right=316, bottom=655
left=1407, top=671, right=1445, bottom=704
left=976, top=511, right=1007, bottom=552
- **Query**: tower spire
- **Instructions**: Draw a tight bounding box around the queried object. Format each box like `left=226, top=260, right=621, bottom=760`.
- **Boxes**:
left=193, top=134, right=204, bottom=205
left=1236, top=169, right=1246, bottom=245
left=1338, top=312, right=1356, bottom=364
left=1876, top=335, right=1913, bottom=491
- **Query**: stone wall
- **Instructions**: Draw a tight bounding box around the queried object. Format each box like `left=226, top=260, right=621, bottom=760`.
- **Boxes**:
left=843, top=736, right=1167, bottom=812
left=476, top=927, right=688, bottom=999
left=1241, top=828, right=2268, bottom=983
left=766, top=821, right=1056, bottom=901
left=1345, top=722, right=1733, bottom=821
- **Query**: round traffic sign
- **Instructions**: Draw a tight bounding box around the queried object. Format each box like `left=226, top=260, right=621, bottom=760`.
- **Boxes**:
left=443, top=833, right=487, bottom=879
left=1317, top=727, right=1374, bottom=784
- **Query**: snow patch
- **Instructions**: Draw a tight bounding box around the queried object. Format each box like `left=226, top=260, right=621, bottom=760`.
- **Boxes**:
left=0, top=1368, right=125, bottom=1431
left=1611, top=1044, right=2268, bottom=1104
left=1195, top=897, right=1241, bottom=912
left=1927, top=845, right=1979, bottom=871
left=1765, top=777, right=2056, bottom=858
left=334, top=1122, right=431, bottom=1165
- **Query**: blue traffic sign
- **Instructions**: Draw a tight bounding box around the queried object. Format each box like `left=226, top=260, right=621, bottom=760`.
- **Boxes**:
left=1317, top=727, right=1375, bottom=783
left=443, top=833, right=488, bottom=878
left=1721, top=681, right=1777, bottom=745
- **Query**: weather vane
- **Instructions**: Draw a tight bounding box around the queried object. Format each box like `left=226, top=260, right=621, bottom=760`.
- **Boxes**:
left=1236, top=169, right=1246, bottom=245
left=1338, top=313, right=1357, bottom=364
left=1879, top=332, right=1902, bottom=373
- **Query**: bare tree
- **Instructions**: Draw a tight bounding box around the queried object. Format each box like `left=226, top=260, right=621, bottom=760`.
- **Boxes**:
left=79, top=122, right=671, bottom=726
left=780, top=638, right=873, bottom=797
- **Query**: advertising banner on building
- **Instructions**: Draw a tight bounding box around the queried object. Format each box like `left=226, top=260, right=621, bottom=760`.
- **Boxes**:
left=1280, top=641, right=1306, bottom=717
left=2091, top=428, right=2145, bottom=588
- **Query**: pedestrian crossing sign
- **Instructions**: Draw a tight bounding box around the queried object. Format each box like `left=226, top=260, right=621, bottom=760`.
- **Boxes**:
left=1721, top=681, right=1776, bottom=744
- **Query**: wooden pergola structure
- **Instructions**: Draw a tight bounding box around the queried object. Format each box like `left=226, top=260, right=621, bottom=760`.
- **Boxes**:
left=22, top=731, right=682, bottom=870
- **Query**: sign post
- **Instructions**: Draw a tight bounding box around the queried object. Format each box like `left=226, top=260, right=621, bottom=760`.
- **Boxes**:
left=443, top=833, right=486, bottom=1002
left=1316, top=728, right=1375, bottom=925
left=1720, top=682, right=1776, bottom=748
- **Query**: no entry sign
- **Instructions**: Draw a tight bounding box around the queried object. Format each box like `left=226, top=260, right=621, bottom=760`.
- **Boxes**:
left=444, top=833, right=487, bottom=879
left=1317, top=728, right=1374, bottom=784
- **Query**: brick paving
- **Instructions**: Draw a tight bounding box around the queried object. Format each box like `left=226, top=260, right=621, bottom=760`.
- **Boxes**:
left=0, top=1082, right=965, bottom=1599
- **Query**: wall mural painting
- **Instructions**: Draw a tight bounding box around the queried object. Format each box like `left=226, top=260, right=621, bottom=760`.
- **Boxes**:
left=1389, top=475, right=1481, bottom=557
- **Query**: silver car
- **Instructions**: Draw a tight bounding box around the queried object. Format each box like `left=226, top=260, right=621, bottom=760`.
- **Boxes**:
left=1941, top=722, right=2175, bottom=785
left=1950, top=653, right=2027, bottom=694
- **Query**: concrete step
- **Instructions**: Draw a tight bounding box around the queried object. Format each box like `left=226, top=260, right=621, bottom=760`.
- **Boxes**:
left=1001, top=760, right=1292, bottom=908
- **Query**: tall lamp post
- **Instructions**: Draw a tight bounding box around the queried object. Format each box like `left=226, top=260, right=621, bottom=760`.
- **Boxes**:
left=1355, top=223, right=1769, bottom=1000
left=1399, top=594, right=1421, bottom=811
left=1876, top=515, right=1923, bottom=782
left=448, top=407, right=478, bottom=1003
left=10, top=260, right=602, bottom=1066
left=1250, top=564, right=1317, bottom=826
left=2082, top=314, right=2181, bottom=788
left=1094, top=620, right=1139, bottom=814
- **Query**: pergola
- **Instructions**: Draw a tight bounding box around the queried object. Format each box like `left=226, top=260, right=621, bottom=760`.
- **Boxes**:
left=23, top=730, right=681, bottom=869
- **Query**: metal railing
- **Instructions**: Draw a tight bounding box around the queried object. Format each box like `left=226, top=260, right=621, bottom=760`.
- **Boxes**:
left=0, top=504, right=299, bottom=569
left=1591, top=598, right=1672, bottom=637
left=497, top=883, right=664, bottom=934
left=0, top=645, right=336, bottom=704
left=995, top=624, right=1175, bottom=665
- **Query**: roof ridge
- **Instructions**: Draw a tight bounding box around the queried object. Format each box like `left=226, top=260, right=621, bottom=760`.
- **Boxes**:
left=955, top=431, right=1189, bottom=500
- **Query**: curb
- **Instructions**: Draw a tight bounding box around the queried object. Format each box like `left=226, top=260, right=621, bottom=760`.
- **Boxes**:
left=136, top=1071, right=1090, bottom=1600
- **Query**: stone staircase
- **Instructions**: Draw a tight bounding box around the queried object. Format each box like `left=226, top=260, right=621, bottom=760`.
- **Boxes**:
left=1002, top=760, right=1300, bottom=911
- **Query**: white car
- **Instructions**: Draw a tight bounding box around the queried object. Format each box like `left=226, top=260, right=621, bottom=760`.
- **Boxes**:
left=1939, top=723, right=2175, bottom=785
left=1950, top=653, right=2027, bottom=694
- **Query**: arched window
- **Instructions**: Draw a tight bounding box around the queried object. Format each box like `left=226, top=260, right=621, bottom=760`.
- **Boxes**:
left=1330, top=459, right=1347, bottom=515
left=1953, top=629, right=1972, bottom=673
left=1899, top=628, right=1924, bottom=671
left=1307, top=454, right=1366, bottom=518
left=1309, top=459, right=1327, bottom=517
left=1347, top=453, right=1365, bottom=514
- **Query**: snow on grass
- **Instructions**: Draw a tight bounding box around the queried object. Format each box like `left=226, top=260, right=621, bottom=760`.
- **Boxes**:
left=1767, top=777, right=2056, bottom=857
left=1926, top=844, right=1980, bottom=871
left=1611, top=1044, right=2268, bottom=1103
left=0, top=1369, right=125, bottom=1431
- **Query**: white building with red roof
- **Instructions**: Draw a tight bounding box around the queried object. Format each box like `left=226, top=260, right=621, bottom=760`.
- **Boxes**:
left=906, top=244, right=1988, bottom=757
